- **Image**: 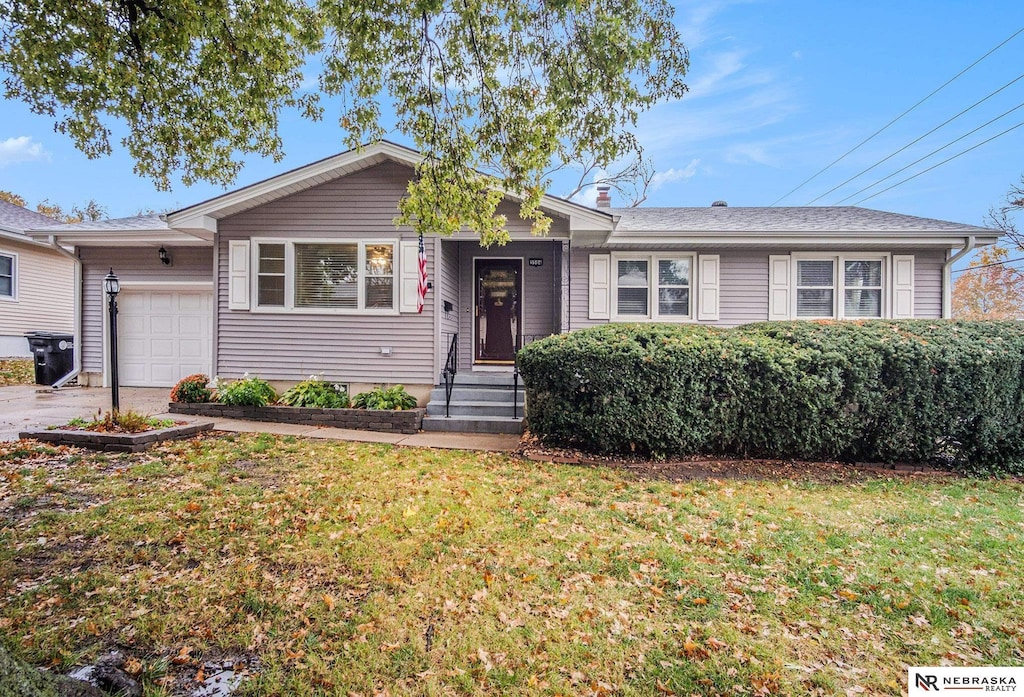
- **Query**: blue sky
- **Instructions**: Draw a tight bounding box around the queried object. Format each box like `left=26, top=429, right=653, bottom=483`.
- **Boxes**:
left=1, top=0, right=1022, bottom=233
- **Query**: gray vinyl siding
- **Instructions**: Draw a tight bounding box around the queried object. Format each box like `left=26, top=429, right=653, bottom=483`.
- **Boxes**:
left=0, top=240, right=74, bottom=337
left=568, top=246, right=948, bottom=329
left=456, top=239, right=562, bottom=370
left=912, top=248, right=944, bottom=319
left=217, top=161, right=437, bottom=385
left=79, top=246, right=213, bottom=373
left=439, top=240, right=460, bottom=343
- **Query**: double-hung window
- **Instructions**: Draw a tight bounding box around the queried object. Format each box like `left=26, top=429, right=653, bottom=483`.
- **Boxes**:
left=613, top=254, right=693, bottom=320
left=253, top=240, right=396, bottom=312
left=794, top=255, right=885, bottom=319
left=0, top=253, right=14, bottom=299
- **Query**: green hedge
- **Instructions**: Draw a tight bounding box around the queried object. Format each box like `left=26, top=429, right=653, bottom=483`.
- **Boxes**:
left=517, top=321, right=1024, bottom=474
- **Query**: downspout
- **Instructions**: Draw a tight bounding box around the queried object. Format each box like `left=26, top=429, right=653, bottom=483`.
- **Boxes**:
left=46, top=236, right=82, bottom=388
left=942, top=235, right=976, bottom=319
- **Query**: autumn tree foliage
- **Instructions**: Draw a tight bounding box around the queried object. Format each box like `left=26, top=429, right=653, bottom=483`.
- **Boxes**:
left=953, top=244, right=1024, bottom=320
left=0, top=0, right=689, bottom=245
left=0, top=190, right=106, bottom=223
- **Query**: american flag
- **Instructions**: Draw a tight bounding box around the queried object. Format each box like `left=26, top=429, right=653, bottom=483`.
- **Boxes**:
left=417, top=231, right=428, bottom=313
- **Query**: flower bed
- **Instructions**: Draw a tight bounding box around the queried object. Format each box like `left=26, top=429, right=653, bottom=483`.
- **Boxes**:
left=21, top=421, right=214, bottom=452
left=168, top=403, right=424, bottom=434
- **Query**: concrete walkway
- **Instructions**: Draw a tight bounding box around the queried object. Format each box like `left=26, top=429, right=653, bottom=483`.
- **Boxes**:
left=0, top=385, right=521, bottom=452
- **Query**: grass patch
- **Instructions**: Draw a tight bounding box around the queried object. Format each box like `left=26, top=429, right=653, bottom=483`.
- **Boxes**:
left=0, top=358, right=33, bottom=386
left=0, top=435, right=1022, bottom=695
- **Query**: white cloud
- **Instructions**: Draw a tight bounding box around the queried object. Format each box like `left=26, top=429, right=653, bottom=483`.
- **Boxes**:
left=650, top=159, right=701, bottom=190
left=0, top=136, right=49, bottom=167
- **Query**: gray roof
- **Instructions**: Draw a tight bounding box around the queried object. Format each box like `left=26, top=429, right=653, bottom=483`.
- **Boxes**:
left=0, top=200, right=61, bottom=234
left=32, top=214, right=169, bottom=233
left=608, top=206, right=991, bottom=233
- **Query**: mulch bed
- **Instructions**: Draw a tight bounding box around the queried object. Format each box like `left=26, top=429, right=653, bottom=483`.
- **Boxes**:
left=515, top=432, right=958, bottom=483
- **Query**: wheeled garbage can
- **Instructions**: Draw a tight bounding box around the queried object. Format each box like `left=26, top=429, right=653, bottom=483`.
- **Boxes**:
left=24, top=331, right=74, bottom=386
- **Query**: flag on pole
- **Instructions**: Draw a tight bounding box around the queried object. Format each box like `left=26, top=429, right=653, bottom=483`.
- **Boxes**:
left=417, top=231, right=428, bottom=314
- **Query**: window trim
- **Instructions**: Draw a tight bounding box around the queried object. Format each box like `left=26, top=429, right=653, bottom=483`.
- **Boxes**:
left=791, top=252, right=890, bottom=320
left=250, top=238, right=399, bottom=315
left=0, top=251, right=16, bottom=302
left=610, top=252, right=695, bottom=322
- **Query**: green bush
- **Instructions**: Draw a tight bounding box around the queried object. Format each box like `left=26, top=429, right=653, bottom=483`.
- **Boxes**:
left=279, top=376, right=350, bottom=408
left=169, top=373, right=213, bottom=403
left=518, top=321, right=1024, bottom=474
left=216, top=375, right=278, bottom=407
left=352, top=384, right=418, bottom=410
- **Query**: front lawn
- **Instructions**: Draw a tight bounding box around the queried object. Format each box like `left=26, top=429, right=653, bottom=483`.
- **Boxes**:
left=1, top=435, right=1022, bottom=695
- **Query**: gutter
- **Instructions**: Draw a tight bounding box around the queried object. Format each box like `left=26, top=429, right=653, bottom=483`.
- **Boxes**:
left=45, top=236, right=82, bottom=388
left=941, top=235, right=976, bottom=319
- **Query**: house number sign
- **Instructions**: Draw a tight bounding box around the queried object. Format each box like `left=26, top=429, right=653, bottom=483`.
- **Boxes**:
left=528, top=258, right=544, bottom=267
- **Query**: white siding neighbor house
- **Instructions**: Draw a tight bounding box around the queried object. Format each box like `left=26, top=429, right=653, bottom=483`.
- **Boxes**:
left=28, top=142, right=998, bottom=431
left=0, top=201, right=74, bottom=357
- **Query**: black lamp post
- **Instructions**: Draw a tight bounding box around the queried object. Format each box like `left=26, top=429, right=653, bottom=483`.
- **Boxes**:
left=104, top=268, right=120, bottom=412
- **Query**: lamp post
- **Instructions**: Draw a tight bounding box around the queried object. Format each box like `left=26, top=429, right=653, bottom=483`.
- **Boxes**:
left=104, top=268, right=120, bottom=412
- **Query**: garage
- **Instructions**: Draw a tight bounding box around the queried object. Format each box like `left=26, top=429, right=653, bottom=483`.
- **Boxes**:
left=117, top=287, right=213, bottom=387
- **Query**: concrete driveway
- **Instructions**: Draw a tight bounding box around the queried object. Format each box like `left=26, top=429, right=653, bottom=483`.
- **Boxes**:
left=0, top=385, right=171, bottom=441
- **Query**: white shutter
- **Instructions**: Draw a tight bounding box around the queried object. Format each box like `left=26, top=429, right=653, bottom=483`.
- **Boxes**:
left=697, top=254, right=720, bottom=321
left=589, top=254, right=611, bottom=320
left=228, top=240, right=250, bottom=310
left=399, top=240, right=420, bottom=313
left=892, top=254, right=915, bottom=319
left=768, top=254, right=791, bottom=320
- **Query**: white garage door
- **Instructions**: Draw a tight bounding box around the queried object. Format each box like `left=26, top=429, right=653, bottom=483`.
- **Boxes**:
left=118, top=288, right=213, bottom=387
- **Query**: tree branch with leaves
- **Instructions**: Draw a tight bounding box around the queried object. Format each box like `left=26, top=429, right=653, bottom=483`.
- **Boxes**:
left=1, top=0, right=688, bottom=245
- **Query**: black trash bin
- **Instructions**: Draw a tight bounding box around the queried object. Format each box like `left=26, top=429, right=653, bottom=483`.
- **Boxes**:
left=24, top=331, right=74, bottom=386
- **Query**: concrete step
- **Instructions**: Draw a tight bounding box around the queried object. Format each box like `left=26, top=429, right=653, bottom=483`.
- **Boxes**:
left=429, top=387, right=525, bottom=403
left=421, top=415, right=525, bottom=434
left=425, top=401, right=525, bottom=418
left=444, top=373, right=518, bottom=387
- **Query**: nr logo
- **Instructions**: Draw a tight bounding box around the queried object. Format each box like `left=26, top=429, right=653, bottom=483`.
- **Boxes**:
left=915, top=673, right=939, bottom=691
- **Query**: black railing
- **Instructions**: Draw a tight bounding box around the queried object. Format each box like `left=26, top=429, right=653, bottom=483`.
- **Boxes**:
left=513, top=334, right=547, bottom=420
left=442, top=333, right=458, bottom=418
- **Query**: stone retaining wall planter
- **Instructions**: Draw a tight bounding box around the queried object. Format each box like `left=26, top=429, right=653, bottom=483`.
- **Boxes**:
left=169, top=403, right=424, bottom=435
left=21, top=422, right=215, bottom=453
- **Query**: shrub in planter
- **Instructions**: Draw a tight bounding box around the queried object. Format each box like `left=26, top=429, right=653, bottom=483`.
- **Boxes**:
left=352, top=385, right=418, bottom=410
left=279, top=376, right=349, bottom=408
left=216, top=375, right=278, bottom=407
left=170, top=373, right=213, bottom=403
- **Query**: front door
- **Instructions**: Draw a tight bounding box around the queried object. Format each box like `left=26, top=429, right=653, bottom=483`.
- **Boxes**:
left=474, top=259, right=521, bottom=364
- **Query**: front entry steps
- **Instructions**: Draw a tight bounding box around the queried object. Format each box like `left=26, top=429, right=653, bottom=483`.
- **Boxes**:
left=422, top=372, right=525, bottom=434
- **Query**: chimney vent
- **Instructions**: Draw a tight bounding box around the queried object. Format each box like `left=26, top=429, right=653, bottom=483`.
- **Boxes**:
left=596, top=185, right=612, bottom=208
left=711, top=200, right=728, bottom=207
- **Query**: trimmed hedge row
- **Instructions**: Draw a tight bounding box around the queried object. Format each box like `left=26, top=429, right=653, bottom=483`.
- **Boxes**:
left=517, top=321, right=1024, bottom=473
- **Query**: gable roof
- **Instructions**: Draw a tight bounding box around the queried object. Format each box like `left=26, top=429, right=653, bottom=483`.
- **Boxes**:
left=167, top=140, right=615, bottom=236
left=602, top=205, right=997, bottom=248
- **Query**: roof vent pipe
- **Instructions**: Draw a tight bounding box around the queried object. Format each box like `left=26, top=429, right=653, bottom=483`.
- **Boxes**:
left=711, top=200, right=728, bottom=207
left=596, top=185, right=612, bottom=208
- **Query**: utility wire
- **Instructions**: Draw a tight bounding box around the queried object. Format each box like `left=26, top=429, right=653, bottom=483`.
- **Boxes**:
left=851, top=119, right=1024, bottom=205
left=805, top=72, right=1024, bottom=205
left=769, top=25, right=1024, bottom=206
left=952, top=256, right=1024, bottom=275
left=834, top=101, right=1024, bottom=204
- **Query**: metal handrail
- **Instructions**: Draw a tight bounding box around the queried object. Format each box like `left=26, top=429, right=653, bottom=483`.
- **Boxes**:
left=442, top=333, right=458, bottom=418
left=513, top=334, right=546, bottom=420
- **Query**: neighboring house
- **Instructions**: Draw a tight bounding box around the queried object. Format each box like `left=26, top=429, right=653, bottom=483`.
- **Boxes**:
left=28, top=142, right=997, bottom=430
left=0, top=201, right=74, bottom=357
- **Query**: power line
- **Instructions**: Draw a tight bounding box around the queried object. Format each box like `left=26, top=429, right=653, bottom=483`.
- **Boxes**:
left=952, top=257, right=1024, bottom=276
left=805, top=72, right=1024, bottom=205
left=851, top=120, right=1024, bottom=205
left=769, top=25, right=1024, bottom=206
left=834, top=101, right=1024, bottom=205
